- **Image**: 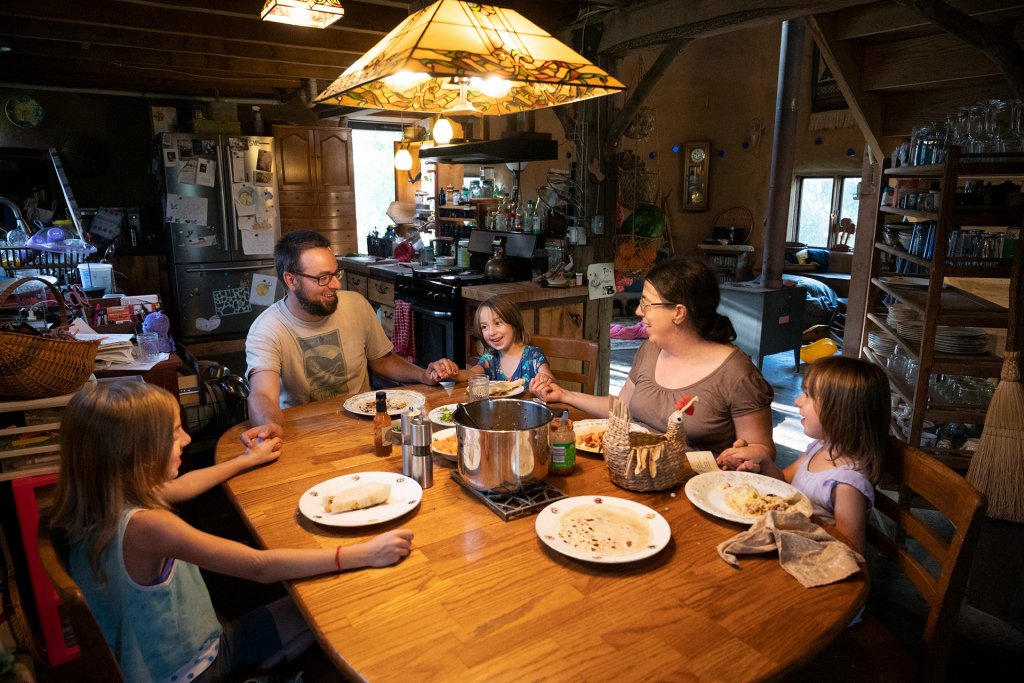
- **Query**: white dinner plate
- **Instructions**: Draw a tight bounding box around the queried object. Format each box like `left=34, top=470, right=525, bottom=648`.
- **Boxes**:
left=572, top=419, right=649, bottom=454
left=489, top=381, right=525, bottom=398
left=684, top=471, right=812, bottom=525
left=431, top=427, right=458, bottom=462
left=298, top=472, right=422, bottom=527
left=535, top=495, right=671, bottom=564
left=428, top=403, right=460, bottom=427
left=343, top=390, right=425, bottom=417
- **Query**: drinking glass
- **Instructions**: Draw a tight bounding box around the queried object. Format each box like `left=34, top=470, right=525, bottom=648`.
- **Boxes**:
left=467, top=375, right=489, bottom=402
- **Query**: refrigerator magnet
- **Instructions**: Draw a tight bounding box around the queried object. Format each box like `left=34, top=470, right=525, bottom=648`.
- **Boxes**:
left=250, top=275, right=277, bottom=307
left=195, top=315, right=222, bottom=332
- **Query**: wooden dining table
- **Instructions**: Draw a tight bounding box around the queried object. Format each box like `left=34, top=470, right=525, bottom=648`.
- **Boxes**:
left=215, top=383, right=867, bottom=682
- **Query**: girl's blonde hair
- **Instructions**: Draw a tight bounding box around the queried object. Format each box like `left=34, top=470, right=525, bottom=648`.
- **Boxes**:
left=475, top=295, right=529, bottom=350
left=803, top=356, right=889, bottom=484
left=50, top=381, right=180, bottom=580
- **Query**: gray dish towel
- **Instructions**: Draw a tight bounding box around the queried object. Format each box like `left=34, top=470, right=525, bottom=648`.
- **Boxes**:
left=717, top=510, right=864, bottom=587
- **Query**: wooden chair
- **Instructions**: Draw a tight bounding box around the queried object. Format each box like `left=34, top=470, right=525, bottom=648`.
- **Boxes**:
left=36, top=519, right=125, bottom=682
left=789, top=440, right=987, bottom=682
left=531, top=335, right=600, bottom=395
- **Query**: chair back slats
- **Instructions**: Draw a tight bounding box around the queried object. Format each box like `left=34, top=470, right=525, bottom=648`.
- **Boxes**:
left=36, top=519, right=126, bottom=682
left=869, top=440, right=987, bottom=681
left=531, top=335, right=600, bottom=395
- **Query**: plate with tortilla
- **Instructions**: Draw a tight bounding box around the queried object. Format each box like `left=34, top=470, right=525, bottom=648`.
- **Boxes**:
left=298, top=471, right=422, bottom=527
left=431, top=427, right=458, bottom=462
left=489, top=379, right=525, bottom=397
left=684, top=471, right=813, bottom=525
left=534, top=496, right=671, bottom=563
left=343, top=390, right=425, bottom=417
left=572, top=419, right=650, bottom=455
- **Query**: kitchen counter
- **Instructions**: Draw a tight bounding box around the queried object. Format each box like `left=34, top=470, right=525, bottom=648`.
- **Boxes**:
left=337, top=256, right=402, bottom=282
left=461, top=280, right=589, bottom=303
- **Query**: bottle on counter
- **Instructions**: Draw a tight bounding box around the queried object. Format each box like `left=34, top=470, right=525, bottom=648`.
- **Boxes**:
left=548, top=410, right=576, bottom=475
left=373, top=391, right=391, bottom=457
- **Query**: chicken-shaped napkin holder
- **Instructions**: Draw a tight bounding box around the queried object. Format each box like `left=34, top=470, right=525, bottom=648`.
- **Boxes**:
left=604, top=395, right=696, bottom=491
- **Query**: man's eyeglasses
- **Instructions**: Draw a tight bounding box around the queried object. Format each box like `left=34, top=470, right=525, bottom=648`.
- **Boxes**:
left=290, top=270, right=342, bottom=287
left=637, top=301, right=678, bottom=313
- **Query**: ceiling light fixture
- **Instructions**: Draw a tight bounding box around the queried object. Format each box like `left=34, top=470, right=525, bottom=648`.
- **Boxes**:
left=394, top=147, right=413, bottom=171
left=260, top=0, right=345, bottom=29
left=314, top=0, right=625, bottom=116
left=432, top=115, right=454, bottom=144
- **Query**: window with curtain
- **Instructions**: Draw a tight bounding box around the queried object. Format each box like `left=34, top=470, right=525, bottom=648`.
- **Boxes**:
left=793, top=176, right=860, bottom=249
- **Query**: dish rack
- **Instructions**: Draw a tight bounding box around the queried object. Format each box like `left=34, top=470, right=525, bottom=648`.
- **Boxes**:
left=1, top=247, right=89, bottom=285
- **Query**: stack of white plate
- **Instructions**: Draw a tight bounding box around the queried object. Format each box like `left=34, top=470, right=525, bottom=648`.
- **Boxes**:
left=896, top=322, right=989, bottom=354
left=887, top=303, right=919, bottom=327
left=868, top=332, right=897, bottom=357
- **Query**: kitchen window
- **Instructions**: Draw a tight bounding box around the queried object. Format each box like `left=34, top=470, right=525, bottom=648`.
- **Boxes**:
left=792, top=176, right=860, bottom=249
left=352, top=127, right=403, bottom=253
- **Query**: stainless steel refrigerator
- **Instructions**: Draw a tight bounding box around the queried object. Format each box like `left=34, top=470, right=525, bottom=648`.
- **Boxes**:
left=158, top=133, right=284, bottom=344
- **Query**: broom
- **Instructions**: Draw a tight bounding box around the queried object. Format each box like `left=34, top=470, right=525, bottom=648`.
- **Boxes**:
left=967, top=250, right=1024, bottom=522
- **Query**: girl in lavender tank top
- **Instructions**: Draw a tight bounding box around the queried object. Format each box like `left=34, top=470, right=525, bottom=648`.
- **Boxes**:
left=717, top=357, right=889, bottom=551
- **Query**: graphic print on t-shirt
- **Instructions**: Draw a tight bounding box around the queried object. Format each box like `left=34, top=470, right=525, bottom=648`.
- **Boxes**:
left=299, top=330, right=349, bottom=401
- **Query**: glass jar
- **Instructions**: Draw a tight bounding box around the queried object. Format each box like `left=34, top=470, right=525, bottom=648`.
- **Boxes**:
left=467, top=375, right=489, bottom=402
left=548, top=415, right=576, bottom=475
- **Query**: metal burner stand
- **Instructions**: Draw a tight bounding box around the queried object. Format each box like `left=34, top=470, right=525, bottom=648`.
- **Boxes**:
left=450, top=471, right=566, bottom=521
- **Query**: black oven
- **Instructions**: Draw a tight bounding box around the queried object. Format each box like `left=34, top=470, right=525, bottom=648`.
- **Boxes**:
left=405, top=301, right=464, bottom=367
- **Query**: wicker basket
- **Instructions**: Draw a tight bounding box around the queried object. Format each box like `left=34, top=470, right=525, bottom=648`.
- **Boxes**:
left=618, top=170, right=659, bottom=205
left=604, top=398, right=688, bottom=492
left=613, top=233, right=662, bottom=278
left=0, top=277, right=100, bottom=400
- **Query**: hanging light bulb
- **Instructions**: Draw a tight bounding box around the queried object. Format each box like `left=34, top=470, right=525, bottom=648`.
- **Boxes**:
left=432, top=116, right=454, bottom=144
left=394, top=147, right=413, bottom=171
left=469, top=76, right=512, bottom=99
left=383, top=71, right=432, bottom=95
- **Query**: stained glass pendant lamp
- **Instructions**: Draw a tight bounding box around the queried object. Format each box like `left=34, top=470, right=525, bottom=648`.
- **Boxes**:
left=314, top=0, right=625, bottom=115
left=261, top=0, right=345, bottom=29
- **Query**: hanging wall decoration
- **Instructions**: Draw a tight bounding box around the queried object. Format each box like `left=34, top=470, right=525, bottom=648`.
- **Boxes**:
left=809, top=44, right=855, bottom=131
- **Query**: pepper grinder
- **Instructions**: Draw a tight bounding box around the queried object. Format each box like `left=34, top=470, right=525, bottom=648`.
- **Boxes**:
left=403, top=411, right=433, bottom=489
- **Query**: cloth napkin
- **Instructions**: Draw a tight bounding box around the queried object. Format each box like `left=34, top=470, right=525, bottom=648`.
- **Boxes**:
left=716, top=510, right=864, bottom=588
left=392, top=299, right=416, bottom=364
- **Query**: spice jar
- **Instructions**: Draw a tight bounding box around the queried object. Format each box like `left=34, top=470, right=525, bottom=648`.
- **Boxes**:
left=548, top=410, right=576, bottom=475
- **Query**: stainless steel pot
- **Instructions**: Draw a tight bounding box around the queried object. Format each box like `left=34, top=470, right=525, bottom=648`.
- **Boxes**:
left=454, top=399, right=553, bottom=492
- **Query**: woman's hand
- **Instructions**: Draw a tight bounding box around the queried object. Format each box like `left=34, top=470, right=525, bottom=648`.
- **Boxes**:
left=240, top=422, right=283, bottom=447
left=356, top=529, right=414, bottom=568
left=245, top=436, right=282, bottom=466
left=718, top=438, right=780, bottom=478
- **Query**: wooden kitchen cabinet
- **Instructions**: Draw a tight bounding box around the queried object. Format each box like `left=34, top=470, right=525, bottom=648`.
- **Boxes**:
left=273, top=125, right=357, bottom=255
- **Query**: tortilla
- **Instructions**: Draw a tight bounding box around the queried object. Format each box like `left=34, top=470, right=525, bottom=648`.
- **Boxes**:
left=323, top=482, right=391, bottom=514
left=557, top=504, right=653, bottom=556
left=720, top=483, right=811, bottom=517
left=489, top=378, right=525, bottom=396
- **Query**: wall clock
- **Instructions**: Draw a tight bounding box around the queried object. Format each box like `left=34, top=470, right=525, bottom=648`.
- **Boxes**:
left=5, top=95, right=45, bottom=129
left=682, top=141, right=710, bottom=211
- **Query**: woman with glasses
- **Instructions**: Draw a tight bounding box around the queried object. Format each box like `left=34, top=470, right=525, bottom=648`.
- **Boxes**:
left=244, top=231, right=458, bottom=437
left=531, top=257, right=775, bottom=461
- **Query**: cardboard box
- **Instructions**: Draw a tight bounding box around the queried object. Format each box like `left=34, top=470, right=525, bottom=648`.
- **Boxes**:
left=178, top=373, right=200, bottom=406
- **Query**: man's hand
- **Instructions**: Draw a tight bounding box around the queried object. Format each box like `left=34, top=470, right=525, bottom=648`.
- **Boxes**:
left=245, top=436, right=283, bottom=466
left=240, top=422, right=283, bottom=447
left=426, top=358, right=459, bottom=383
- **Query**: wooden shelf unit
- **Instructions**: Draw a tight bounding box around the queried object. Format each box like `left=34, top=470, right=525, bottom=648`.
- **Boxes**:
left=436, top=198, right=498, bottom=240
left=859, top=146, right=1022, bottom=470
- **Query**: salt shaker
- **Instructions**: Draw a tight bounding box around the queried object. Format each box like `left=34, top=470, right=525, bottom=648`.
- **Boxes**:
left=403, top=411, right=433, bottom=489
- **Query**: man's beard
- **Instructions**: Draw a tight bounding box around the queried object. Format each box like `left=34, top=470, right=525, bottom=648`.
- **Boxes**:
left=294, top=286, right=338, bottom=316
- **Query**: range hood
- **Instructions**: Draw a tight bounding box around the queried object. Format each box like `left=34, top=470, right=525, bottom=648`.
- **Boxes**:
left=419, top=136, right=557, bottom=164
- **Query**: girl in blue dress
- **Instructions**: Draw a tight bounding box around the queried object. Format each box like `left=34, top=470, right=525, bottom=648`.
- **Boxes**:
left=455, top=295, right=552, bottom=385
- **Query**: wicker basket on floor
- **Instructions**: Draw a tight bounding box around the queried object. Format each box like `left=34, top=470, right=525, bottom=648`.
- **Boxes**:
left=0, top=277, right=100, bottom=400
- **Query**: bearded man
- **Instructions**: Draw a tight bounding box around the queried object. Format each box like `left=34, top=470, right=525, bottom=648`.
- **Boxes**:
left=244, top=231, right=456, bottom=438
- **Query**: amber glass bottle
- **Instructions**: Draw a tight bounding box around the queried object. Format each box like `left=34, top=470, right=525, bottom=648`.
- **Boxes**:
left=373, top=391, right=391, bottom=457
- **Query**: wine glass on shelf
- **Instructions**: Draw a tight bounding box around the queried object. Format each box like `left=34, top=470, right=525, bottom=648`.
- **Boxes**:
left=1007, top=99, right=1024, bottom=153
left=978, top=99, right=1007, bottom=159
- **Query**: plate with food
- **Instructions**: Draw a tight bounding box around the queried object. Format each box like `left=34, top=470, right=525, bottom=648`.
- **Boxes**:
left=298, top=472, right=422, bottom=527
left=343, top=390, right=425, bottom=417
left=535, top=496, right=671, bottom=564
left=684, top=471, right=813, bottom=525
left=431, top=427, right=459, bottom=462
left=489, top=379, right=525, bottom=397
left=428, top=403, right=459, bottom=427
left=572, top=419, right=649, bottom=455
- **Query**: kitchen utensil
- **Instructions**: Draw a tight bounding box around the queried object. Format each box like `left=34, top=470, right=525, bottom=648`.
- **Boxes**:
left=454, top=398, right=554, bottom=492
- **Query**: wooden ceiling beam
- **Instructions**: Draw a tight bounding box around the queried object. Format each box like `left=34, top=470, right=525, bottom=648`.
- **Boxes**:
left=0, top=16, right=364, bottom=64
left=862, top=34, right=1003, bottom=91
left=833, top=0, right=1024, bottom=41
left=1, top=36, right=345, bottom=82
left=596, top=0, right=874, bottom=53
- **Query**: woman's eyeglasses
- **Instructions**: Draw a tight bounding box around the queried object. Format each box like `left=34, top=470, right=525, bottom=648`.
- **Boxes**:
left=291, top=269, right=342, bottom=287
left=637, top=301, right=677, bottom=313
